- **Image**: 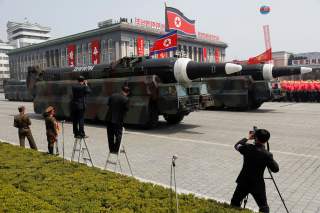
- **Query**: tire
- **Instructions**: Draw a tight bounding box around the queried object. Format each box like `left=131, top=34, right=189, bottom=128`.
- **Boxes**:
left=164, top=114, right=184, bottom=125
left=250, top=102, right=263, bottom=110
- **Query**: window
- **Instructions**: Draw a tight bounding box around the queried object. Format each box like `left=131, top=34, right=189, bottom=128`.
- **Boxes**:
left=144, top=40, right=149, bottom=49
left=188, top=46, right=192, bottom=59
left=55, top=49, right=60, bottom=67
left=101, top=40, right=105, bottom=62
left=87, top=43, right=92, bottom=65
left=45, top=51, right=50, bottom=67
left=61, top=48, right=66, bottom=67
left=82, top=44, right=87, bottom=65
left=77, top=45, right=82, bottom=65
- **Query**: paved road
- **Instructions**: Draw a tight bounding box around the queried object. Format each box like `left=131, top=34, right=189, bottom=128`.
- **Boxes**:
left=1, top=95, right=320, bottom=213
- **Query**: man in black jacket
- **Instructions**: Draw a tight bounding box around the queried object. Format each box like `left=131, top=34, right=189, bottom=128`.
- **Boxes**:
left=106, top=85, right=130, bottom=153
left=231, top=128, right=279, bottom=213
left=71, top=76, right=91, bottom=138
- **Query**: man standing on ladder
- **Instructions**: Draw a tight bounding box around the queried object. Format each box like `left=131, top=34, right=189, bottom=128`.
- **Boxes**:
left=106, top=85, right=130, bottom=153
left=230, top=128, right=279, bottom=213
left=71, top=76, right=91, bottom=138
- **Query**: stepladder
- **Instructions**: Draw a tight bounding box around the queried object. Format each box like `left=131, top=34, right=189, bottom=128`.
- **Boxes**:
left=71, top=136, right=94, bottom=167
left=104, top=128, right=133, bottom=176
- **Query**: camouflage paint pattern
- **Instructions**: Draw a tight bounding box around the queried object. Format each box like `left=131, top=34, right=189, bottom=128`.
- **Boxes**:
left=204, top=76, right=272, bottom=110
left=4, top=80, right=33, bottom=101
left=27, top=56, right=241, bottom=127
left=31, top=74, right=198, bottom=126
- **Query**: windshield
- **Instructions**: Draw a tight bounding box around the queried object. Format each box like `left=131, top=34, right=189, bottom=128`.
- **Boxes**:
left=176, top=85, right=187, bottom=97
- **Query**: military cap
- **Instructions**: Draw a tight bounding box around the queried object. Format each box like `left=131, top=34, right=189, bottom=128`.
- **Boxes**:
left=78, top=75, right=85, bottom=82
left=18, top=106, right=25, bottom=111
left=45, top=106, right=54, bottom=113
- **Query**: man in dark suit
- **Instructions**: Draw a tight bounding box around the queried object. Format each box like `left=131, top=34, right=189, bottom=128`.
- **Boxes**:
left=106, top=85, right=130, bottom=153
left=71, top=76, right=91, bottom=138
left=231, top=128, right=279, bottom=213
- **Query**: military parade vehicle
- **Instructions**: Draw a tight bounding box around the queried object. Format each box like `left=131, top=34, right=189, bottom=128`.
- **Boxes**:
left=3, top=79, right=33, bottom=101
left=202, top=64, right=312, bottom=110
left=27, top=56, right=241, bottom=128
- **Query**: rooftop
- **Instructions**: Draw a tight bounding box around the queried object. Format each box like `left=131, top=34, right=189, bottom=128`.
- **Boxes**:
left=8, top=21, right=227, bottom=55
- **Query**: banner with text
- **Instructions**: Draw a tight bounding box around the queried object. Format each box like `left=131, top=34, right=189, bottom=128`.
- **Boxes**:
left=91, top=40, right=100, bottom=64
left=137, top=37, right=144, bottom=56
left=214, top=48, right=220, bottom=63
left=203, top=47, right=207, bottom=62
left=67, top=44, right=76, bottom=67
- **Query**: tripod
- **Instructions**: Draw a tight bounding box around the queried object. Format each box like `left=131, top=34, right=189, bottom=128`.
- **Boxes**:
left=243, top=142, right=289, bottom=213
left=169, top=155, right=179, bottom=213
left=61, top=120, right=65, bottom=163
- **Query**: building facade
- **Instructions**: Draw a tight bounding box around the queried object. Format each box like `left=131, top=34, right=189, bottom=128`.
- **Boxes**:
left=0, top=41, right=14, bottom=91
left=272, top=51, right=292, bottom=66
left=273, top=51, right=320, bottom=80
left=8, top=19, right=227, bottom=80
left=7, top=21, right=51, bottom=48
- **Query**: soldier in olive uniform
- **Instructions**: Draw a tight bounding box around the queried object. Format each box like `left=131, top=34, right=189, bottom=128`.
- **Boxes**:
left=44, top=106, right=58, bottom=154
left=13, top=106, right=37, bottom=150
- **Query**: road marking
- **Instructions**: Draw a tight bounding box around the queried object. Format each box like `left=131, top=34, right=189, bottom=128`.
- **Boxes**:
left=126, top=131, right=320, bottom=160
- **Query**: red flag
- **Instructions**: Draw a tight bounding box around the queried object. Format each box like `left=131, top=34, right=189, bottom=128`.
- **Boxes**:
left=203, top=47, right=207, bottom=62
left=67, top=44, right=76, bottom=67
left=247, top=48, right=272, bottom=64
left=91, top=40, right=100, bottom=65
left=137, top=37, right=144, bottom=56
left=214, top=48, right=220, bottom=63
left=165, top=6, right=196, bottom=37
left=158, top=52, right=167, bottom=58
left=150, top=30, right=177, bottom=55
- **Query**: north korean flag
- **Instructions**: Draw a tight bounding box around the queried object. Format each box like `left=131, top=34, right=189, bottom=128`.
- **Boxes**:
left=149, top=30, right=177, bottom=56
left=165, top=6, right=196, bottom=37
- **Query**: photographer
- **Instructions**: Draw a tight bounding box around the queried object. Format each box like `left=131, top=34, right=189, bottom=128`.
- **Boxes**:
left=71, top=76, right=91, bottom=138
left=105, top=85, right=130, bottom=153
left=231, top=128, right=279, bottom=213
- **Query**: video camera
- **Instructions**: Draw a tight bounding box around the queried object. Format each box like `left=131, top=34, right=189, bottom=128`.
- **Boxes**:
left=249, top=126, right=258, bottom=138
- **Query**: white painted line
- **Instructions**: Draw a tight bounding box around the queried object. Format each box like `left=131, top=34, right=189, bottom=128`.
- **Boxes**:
left=126, top=131, right=320, bottom=160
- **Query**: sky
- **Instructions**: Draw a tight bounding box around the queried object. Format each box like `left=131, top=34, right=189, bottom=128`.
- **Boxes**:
left=0, top=0, right=319, bottom=60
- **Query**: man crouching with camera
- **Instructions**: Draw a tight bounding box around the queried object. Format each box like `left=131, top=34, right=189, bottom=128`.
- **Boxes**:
left=231, top=127, right=279, bottom=213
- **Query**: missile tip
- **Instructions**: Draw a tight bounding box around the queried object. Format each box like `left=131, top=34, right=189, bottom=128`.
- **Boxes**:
left=225, top=63, right=242, bottom=74
left=301, top=67, right=312, bottom=74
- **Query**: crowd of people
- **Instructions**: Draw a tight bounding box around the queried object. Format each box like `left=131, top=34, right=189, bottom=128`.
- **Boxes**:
left=279, top=80, right=320, bottom=102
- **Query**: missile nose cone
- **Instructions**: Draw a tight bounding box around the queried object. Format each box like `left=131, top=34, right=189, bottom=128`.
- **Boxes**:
left=301, top=67, right=312, bottom=74
left=225, top=63, right=242, bottom=74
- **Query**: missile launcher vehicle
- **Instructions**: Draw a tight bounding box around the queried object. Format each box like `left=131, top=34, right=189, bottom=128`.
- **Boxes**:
left=201, top=64, right=313, bottom=110
left=27, top=56, right=241, bottom=127
left=4, top=79, right=33, bottom=101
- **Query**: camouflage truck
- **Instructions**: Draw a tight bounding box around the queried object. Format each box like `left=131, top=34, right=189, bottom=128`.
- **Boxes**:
left=201, top=64, right=312, bottom=110
left=3, top=79, right=33, bottom=101
left=27, top=57, right=241, bottom=128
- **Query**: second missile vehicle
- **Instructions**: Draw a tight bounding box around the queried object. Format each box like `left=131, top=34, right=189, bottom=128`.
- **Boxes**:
left=3, top=79, right=33, bottom=101
left=202, top=64, right=312, bottom=110
left=27, top=56, right=241, bottom=128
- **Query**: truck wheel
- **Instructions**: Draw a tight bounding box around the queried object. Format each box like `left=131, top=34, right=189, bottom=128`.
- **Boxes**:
left=250, top=102, right=262, bottom=110
left=164, top=114, right=184, bottom=124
